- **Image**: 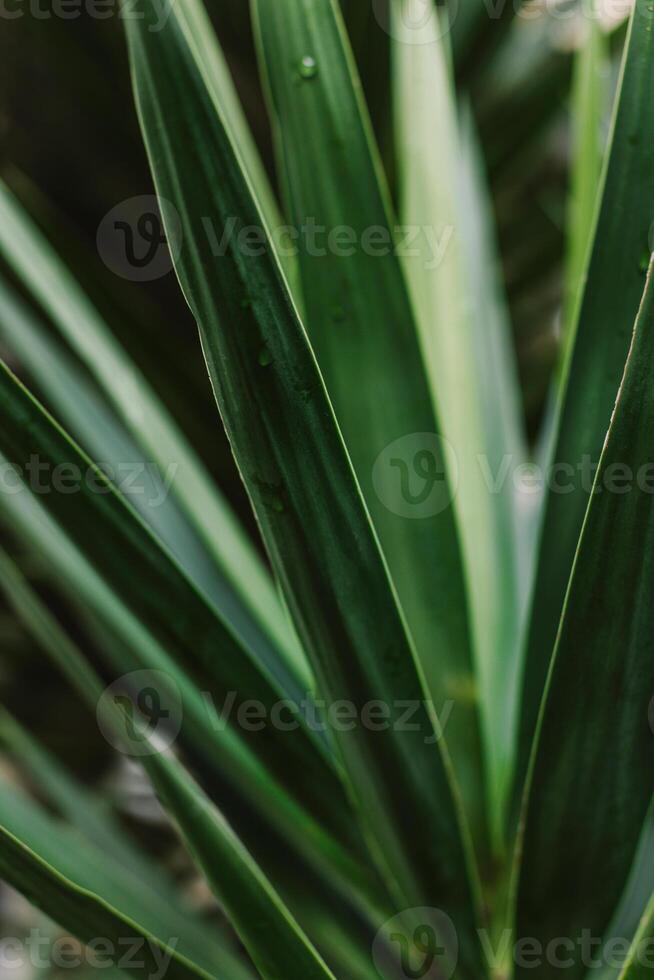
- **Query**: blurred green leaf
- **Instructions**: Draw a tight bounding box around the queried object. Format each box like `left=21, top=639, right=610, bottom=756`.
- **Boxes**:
left=0, top=535, right=385, bottom=978
left=0, top=181, right=310, bottom=699
left=618, top=892, right=654, bottom=979
left=0, top=774, right=254, bottom=980
left=0, top=363, right=365, bottom=895
left=563, top=13, right=608, bottom=339
left=514, top=260, right=654, bottom=979
left=518, top=0, right=654, bottom=798
left=0, top=279, right=252, bottom=628
left=0, top=818, right=216, bottom=980
left=140, top=746, right=337, bottom=980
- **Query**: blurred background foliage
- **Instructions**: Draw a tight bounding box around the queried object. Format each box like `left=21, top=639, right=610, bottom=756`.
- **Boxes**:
left=0, top=0, right=632, bottom=971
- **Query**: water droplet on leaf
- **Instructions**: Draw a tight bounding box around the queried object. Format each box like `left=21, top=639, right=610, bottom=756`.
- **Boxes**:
left=258, top=347, right=273, bottom=367
left=298, top=56, right=318, bottom=80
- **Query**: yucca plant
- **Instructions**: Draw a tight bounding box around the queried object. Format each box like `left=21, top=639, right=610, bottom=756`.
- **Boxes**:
left=0, top=0, right=653, bottom=978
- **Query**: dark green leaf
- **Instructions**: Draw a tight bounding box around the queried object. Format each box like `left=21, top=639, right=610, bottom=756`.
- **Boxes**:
left=0, top=363, right=364, bottom=895
left=0, top=820, right=216, bottom=980
left=252, top=0, right=486, bottom=854
left=518, top=1, right=654, bottom=797
left=125, top=0, right=484, bottom=968
left=515, top=261, right=654, bottom=979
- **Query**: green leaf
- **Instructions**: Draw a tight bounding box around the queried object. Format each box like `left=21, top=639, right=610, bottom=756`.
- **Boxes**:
left=514, top=261, right=654, bottom=979
left=138, top=745, right=337, bottom=980
left=0, top=704, right=167, bottom=884
left=0, top=279, right=304, bottom=692
left=0, top=536, right=385, bottom=977
left=0, top=776, right=253, bottom=980
left=605, top=811, right=654, bottom=980
left=0, top=819, right=216, bottom=980
left=251, top=0, right=486, bottom=854
left=393, top=0, right=527, bottom=847
left=159, top=0, right=300, bottom=295
left=618, top=892, right=654, bottom=979
left=518, top=0, right=654, bottom=795
left=563, top=12, right=608, bottom=339
left=0, top=363, right=365, bottom=896
left=168, top=0, right=279, bottom=242
left=124, top=0, right=484, bottom=968
left=1, top=696, right=334, bottom=980
left=457, top=105, right=538, bottom=608
left=0, top=181, right=310, bottom=698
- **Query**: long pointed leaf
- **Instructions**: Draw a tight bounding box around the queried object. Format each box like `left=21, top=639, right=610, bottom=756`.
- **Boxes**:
left=0, top=535, right=385, bottom=976
left=618, top=893, right=654, bottom=980
left=0, top=180, right=310, bottom=697
left=0, top=822, right=215, bottom=980
left=518, top=0, right=654, bottom=795
left=124, top=0, right=484, bottom=969
left=0, top=364, right=364, bottom=893
left=0, top=777, right=253, bottom=980
left=251, top=0, right=486, bottom=852
left=139, top=746, right=337, bottom=980
left=563, top=11, right=607, bottom=338
left=393, top=0, right=526, bottom=846
left=514, top=262, right=654, bottom=978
